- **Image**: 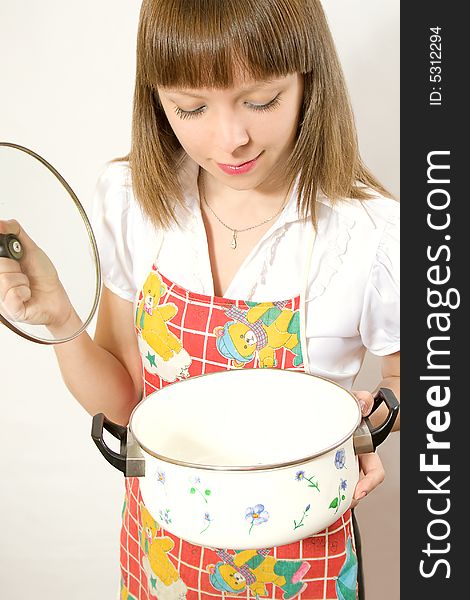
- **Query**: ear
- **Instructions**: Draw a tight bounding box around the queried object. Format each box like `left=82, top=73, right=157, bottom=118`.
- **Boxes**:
left=213, top=326, right=224, bottom=337
left=206, top=564, right=216, bottom=574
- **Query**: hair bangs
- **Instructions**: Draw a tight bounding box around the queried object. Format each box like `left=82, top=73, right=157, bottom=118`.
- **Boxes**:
left=139, top=0, right=315, bottom=90
left=129, top=0, right=392, bottom=230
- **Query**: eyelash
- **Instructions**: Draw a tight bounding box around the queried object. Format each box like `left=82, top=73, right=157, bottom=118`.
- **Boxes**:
left=173, top=94, right=281, bottom=120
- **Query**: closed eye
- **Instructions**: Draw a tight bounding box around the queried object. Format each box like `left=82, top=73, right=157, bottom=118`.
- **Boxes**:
left=247, top=94, right=281, bottom=113
left=173, top=94, right=281, bottom=120
left=174, top=105, right=206, bottom=120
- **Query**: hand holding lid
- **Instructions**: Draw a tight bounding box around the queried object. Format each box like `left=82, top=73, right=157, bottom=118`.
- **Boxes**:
left=0, top=142, right=101, bottom=343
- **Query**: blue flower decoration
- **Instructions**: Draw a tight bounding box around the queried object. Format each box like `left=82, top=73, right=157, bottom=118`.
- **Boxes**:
left=200, top=511, right=213, bottom=534
left=295, top=470, right=306, bottom=481
left=245, top=504, right=269, bottom=527
left=335, top=448, right=346, bottom=469
left=159, top=508, right=172, bottom=525
left=341, top=479, right=348, bottom=491
left=156, top=471, right=166, bottom=484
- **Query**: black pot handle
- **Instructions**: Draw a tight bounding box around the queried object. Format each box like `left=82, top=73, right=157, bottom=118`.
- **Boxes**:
left=367, top=388, right=400, bottom=450
left=91, top=413, right=128, bottom=474
left=91, top=413, right=146, bottom=477
left=353, top=388, right=399, bottom=454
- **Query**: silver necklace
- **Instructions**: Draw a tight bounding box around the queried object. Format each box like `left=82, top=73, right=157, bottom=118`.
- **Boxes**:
left=199, top=173, right=290, bottom=250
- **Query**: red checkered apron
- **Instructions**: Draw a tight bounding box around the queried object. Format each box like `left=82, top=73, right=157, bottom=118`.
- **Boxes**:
left=120, top=265, right=358, bottom=600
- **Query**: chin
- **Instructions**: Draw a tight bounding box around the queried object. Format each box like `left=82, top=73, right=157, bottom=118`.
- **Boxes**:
left=221, top=169, right=270, bottom=188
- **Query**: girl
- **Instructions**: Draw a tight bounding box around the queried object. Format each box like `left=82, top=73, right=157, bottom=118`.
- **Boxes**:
left=0, top=0, right=399, bottom=598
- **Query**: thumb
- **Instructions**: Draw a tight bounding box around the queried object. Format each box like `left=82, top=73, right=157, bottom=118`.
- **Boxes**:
left=353, top=390, right=374, bottom=417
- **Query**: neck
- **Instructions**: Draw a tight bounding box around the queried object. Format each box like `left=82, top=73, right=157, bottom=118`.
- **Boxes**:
left=198, top=169, right=293, bottom=224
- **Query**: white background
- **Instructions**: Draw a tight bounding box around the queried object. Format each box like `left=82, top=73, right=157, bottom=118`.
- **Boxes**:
left=0, top=1, right=399, bottom=598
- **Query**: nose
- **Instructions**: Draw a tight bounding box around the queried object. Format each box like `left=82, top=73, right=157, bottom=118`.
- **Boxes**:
left=214, top=109, right=250, bottom=156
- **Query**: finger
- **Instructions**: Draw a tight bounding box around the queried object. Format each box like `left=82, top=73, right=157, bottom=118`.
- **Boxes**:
left=0, top=272, right=30, bottom=302
left=353, top=453, right=385, bottom=500
left=353, top=390, right=375, bottom=416
left=0, top=219, right=21, bottom=235
left=2, top=284, right=31, bottom=319
left=0, top=256, right=23, bottom=274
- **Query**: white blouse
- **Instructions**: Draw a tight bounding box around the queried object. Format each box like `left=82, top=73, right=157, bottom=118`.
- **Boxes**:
left=91, top=155, right=399, bottom=390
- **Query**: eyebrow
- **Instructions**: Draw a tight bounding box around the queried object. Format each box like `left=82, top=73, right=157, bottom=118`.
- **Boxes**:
left=164, top=80, right=278, bottom=98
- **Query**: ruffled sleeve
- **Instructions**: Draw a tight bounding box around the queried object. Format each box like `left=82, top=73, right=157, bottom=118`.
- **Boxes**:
left=359, top=205, right=400, bottom=356
left=91, top=161, right=137, bottom=302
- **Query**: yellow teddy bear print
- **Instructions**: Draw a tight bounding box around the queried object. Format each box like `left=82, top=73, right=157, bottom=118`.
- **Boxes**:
left=207, top=549, right=310, bottom=598
left=136, top=271, right=191, bottom=382
left=140, top=505, right=188, bottom=598
left=214, top=301, right=303, bottom=368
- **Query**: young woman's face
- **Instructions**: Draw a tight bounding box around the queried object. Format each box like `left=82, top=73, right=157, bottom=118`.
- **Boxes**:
left=157, top=72, right=304, bottom=191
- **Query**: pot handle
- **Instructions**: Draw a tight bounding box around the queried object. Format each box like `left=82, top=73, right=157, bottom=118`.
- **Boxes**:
left=353, top=388, right=399, bottom=454
left=91, top=413, right=145, bottom=477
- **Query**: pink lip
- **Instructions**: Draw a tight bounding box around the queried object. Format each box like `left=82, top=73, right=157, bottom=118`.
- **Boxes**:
left=216, top=153, right=262, bottom=175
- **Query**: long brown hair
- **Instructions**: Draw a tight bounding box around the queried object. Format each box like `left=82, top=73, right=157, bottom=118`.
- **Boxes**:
left=124, top=0, right=391, bottom=228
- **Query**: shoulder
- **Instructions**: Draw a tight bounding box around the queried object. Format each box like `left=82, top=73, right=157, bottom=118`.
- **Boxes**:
left=314, top=192, right=399, bottom=262
left=93, top=160, right=151, bottom=231
left=97, top=159, right=131, bottom=184
left=92, top=160, right=151, bottom=252
left=302, top=192, right=398, bottom=299
left=316, top=191, right=399, bottom=238
left=95, top=154, right=199, bottom=223
left=95, top=160, right=132, bottom=205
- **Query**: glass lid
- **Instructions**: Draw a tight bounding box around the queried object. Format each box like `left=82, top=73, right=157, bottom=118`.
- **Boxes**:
left=0, top=142, right=101, bottom=343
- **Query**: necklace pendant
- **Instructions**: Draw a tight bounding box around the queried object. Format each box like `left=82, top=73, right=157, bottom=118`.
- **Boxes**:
left=231, top=230, right=237, bottom=249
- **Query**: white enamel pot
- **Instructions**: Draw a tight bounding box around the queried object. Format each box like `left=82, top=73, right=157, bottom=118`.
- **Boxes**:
left=92, top=369, right=398, bottom=549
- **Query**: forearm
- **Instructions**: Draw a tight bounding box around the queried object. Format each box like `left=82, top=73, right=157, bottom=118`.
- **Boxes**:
left=52, top=312, right=140, bottom=425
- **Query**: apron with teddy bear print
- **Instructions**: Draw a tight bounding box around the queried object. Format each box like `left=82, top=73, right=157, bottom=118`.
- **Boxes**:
left=119, top=255, right=359, bottom=600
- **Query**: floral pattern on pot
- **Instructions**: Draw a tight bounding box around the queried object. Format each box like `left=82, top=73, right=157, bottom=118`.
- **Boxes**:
left=293, top=504, right=311, bottom=531
left=189, top=476, right=212, bottom=503
left=159, top=508, right=172, bottom=525
left=245, top=504, right=269, bottom=534
left=295, top=469, right=320, bottom=492
left=329, top=479, right=348, bottom=514
left=334, top=448, right=347, bottom=469
left=139, top=439, right=358, bottom=551
left=155, top=470, right=169, bottom=496
left=200, top=512, right=213, bottom=534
